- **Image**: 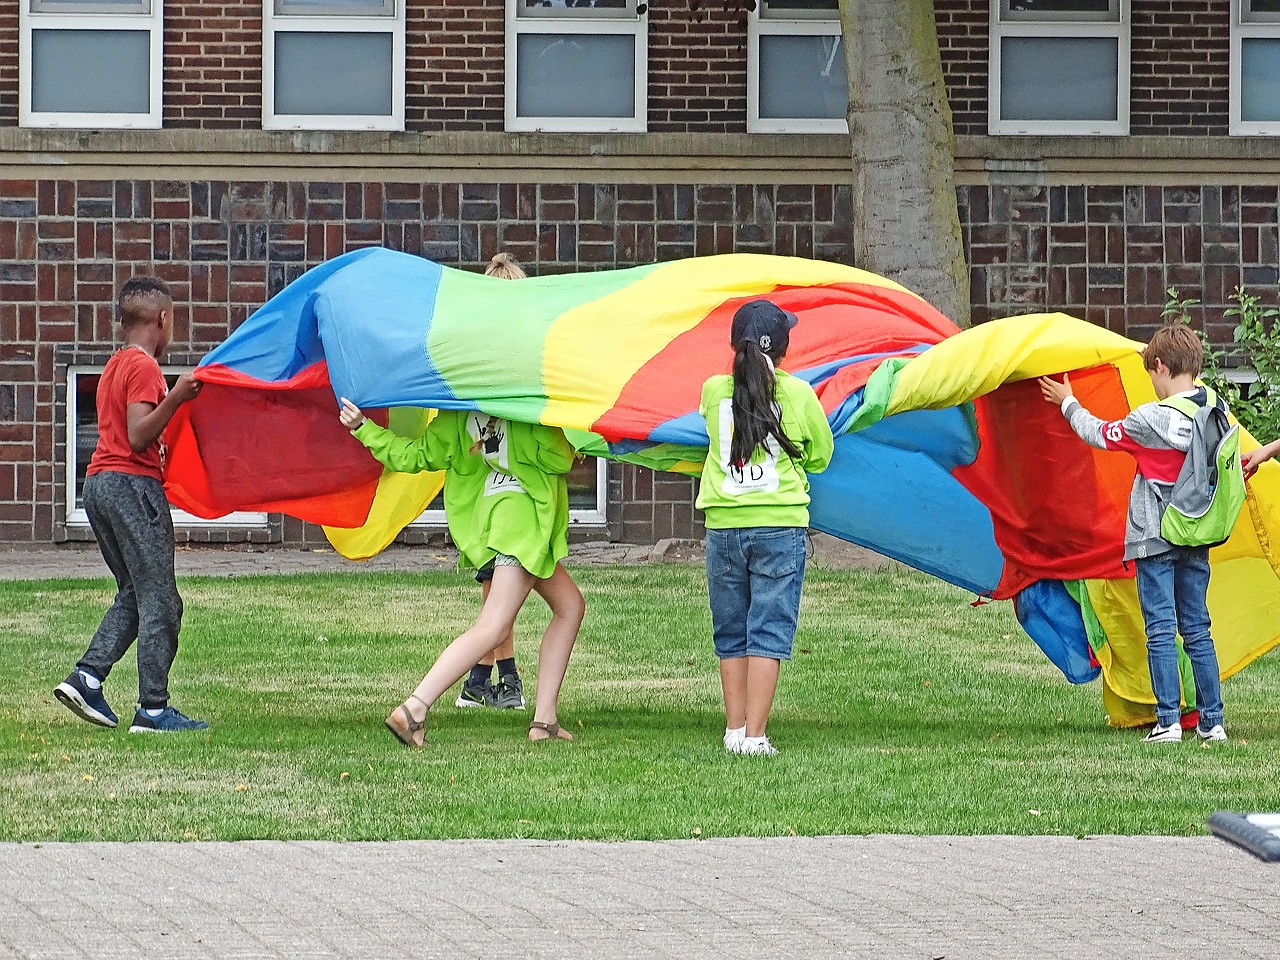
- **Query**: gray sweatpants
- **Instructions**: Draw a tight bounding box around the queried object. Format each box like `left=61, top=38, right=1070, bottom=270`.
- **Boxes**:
left=78, top=471, right=183, bottom=708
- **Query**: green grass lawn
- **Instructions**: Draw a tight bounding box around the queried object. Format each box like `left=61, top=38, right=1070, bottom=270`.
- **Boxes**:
left=2, top=564, right=1276, bottom=841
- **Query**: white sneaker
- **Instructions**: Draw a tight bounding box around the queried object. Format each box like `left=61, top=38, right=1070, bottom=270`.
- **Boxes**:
left=723, top=727, right=746, bottom=752
left=738, top=735, right=778, bottom=756
left=1142, top=722, right=1182, bottom=744
left=1197, top=724, right=1228, bottom=742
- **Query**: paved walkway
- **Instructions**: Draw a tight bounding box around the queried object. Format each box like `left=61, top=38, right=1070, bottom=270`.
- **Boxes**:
left=0, top=534, right=894, bottom=582
left=0, top=540, right=650, bottom=581
left=0, top=836, right=1275, bottom=960
left=3, top=544, right=1274, bottom=958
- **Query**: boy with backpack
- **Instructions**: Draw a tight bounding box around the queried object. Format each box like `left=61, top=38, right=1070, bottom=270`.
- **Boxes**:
left=1039, top=324, right=1243, bottom=744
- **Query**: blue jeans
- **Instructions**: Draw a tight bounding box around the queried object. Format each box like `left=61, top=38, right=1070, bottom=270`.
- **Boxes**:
left=705, top=527, right=807, bottom=660
left=1135, top=546, right=1224, bottom=729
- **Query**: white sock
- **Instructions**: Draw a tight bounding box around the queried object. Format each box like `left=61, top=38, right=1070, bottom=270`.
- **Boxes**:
left=143, top=707, right=165, bottom=717
left=742, top=735, right=770, bottom=748
left=78, top=670, right=102, bottom=690
left=725, top=725, right=746, bottom=739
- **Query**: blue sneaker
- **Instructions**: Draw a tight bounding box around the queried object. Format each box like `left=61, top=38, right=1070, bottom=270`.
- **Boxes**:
left=128, top=706, right=209, bottom=733
left=53, top=671, right=118, bottom=728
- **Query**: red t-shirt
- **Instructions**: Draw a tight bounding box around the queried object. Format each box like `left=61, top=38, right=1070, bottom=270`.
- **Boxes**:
left=87, top=347, right=168, bottom=480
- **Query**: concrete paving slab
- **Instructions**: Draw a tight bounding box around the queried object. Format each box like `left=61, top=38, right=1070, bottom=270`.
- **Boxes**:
left=0, top=533, right=899, bottom=582
left=0, top=836, right=1274, bottom=960
left=0, top=541, right=641, bottom=582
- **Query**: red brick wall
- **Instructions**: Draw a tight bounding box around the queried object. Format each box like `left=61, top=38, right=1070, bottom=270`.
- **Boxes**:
left=165, top=1, right=262, bottom=128
left=939, top=0, right=1232, bottom=137
left=0, top=4, right=16, bottom=122
left=0, top=175, right=852, bottom=543
left=1130, top=0, right=1230, bottom=136
left=649, top=3, right=748, bottom=133
left=935, top=0, right=989, bottom=136
left=0, top=2, right=1244, bottom=134
left=407, top=0, right=504, bottom=131
left=962, top=182, right=1280, bottom=338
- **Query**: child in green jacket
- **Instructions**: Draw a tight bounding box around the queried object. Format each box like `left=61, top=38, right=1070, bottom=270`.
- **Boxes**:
left=338, top=399, right=585, bottom=746
left=696, top=300, right=834, bottom=756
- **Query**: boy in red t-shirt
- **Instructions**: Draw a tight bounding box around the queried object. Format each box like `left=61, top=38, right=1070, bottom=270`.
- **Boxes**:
left=53, top=277, right=207, bottom=733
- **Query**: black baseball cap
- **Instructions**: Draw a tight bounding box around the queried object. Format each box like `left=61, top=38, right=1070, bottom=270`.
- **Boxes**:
left=731, top=299, right=798, bottom=354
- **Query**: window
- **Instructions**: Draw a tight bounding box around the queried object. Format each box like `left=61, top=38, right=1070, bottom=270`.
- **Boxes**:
left=412, top=456, right=609, bottom=528
left=748, top=0, right=848, bottom=134
left=505, top=0, right=648, bottom=133
left=19, top=0, right=163, bottom=128
left=1232, top=0, right=1280, bottom=134
left=989, top=0, right=1129, bottom=135
left=66, top=367, right=268, bottom=529
left=264, top=0, right=405, bottom=131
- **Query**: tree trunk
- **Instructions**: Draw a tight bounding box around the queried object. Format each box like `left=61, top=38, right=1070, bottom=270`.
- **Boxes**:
left=840, top=0, right=970, bottom=326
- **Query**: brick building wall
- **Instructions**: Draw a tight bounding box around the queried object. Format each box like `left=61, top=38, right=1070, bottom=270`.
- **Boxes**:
left=166, top=1, right=262, bottom=129
left=1, top=0, right=756, bottom=131
left=939, top=0, right=1232, bottom=138
left=3, top=2, right=1278, bottom=545
left=1128, top=0, right=1230, bottom=136
left=0, top=2, right=1239, bottom=134
left=0, top=174, right=853, bottom=543
left=963, top=182, right=1280, bottom=338
left=0, top=5, right=14, bottom=123
left=6, top=164, right=1278, bottom=543
left=934, top=0, right=989, bottom=136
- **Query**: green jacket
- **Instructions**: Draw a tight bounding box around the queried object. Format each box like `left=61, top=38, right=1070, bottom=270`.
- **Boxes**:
left=353, top=411, right=575, bottom=578
left=695, top=371, right=834, bottom=529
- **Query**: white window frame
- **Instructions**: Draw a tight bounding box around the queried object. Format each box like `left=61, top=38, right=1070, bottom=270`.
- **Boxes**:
left=19, top=0, right=163, bottom=129
left=410, top=456, right=609, bottom=528
left=263, top=0, right=406, bottom=131
left=989, top=0, right=1129, bottom=136
left=505, top=0, right=648, bottom=134
left=65, top=365, right=269, bottom=529
left=1231, top=0, right=1280, bottom=135
left=747, top=2, right=848, bottom=134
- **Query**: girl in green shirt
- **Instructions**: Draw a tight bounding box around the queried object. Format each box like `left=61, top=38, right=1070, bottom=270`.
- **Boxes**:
left=338, top=398, right=585, bottom=746
left=696, top=300, right=834, bottom=756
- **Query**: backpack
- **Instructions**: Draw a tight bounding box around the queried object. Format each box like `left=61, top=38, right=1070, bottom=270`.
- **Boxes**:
left=1157, top=389, right=1246, bottom=548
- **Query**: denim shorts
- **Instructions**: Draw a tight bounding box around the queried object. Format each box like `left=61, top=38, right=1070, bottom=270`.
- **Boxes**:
left=705, top=526, right=807, bottom=660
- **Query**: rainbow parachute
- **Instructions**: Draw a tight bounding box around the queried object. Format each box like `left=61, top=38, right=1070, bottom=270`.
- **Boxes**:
left=165, top=248, right=1280, bottom=726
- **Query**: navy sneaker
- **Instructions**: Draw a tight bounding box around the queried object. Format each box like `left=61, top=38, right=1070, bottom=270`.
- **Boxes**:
left=455, top=677, right=495, bottom=708
left=53, top=671, right=118, bottom=728
left=128, top=706, right=209, bottom=733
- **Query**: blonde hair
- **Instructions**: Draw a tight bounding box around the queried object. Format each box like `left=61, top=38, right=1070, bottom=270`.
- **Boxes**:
left=484, top=252, right=526, bottom=280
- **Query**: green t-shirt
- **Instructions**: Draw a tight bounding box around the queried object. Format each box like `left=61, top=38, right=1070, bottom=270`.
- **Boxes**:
left=694, top=371, right=834, bottom=529
left=353, top=411, right=575, bottom=579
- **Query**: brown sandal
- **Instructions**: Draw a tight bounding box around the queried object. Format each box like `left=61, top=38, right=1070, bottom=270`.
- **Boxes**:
left=528, top=720, right=573, bottom=742
left=385, top=695, right=428, bottom=747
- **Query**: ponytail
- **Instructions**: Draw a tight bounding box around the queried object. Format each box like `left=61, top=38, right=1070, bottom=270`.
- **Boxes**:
left=730, top=340, right=803, bottom=468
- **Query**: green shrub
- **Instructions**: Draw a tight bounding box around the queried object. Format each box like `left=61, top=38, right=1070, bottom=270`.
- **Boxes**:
left=1162, top=286, right=1280, bottom=441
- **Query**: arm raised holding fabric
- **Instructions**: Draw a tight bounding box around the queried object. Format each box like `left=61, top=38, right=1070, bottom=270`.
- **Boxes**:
left=339, top=397, right=458, bottom=474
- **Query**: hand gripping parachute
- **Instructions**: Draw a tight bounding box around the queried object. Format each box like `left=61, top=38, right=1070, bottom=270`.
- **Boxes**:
left=164, top=248, right=1280, bottom=726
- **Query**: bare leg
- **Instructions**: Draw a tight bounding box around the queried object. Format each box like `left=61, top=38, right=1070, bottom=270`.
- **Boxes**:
left=527, top=563, right=585, bottom=740
left=744, top=656, right=780, bottom=739
left=398, top=565, right=536, bottom=724
left=489, top=632, right=516, bottom=662
left=719, top=657, right=748, bottom=730
left=476, top=579, right=516, bottom=666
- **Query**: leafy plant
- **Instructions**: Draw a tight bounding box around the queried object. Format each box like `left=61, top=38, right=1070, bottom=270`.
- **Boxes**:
left=1162, top=286, right=1280, bottom=440
left=1223, top=288, right=1280, bottom=442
